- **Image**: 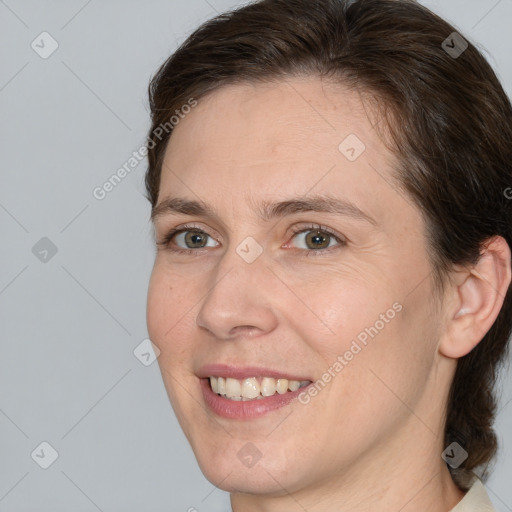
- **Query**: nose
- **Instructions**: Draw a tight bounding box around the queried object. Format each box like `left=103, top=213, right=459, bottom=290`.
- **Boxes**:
left=195, top=245, right=278, bottom=341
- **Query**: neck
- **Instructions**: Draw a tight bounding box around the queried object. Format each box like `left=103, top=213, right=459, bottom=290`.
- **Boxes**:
left=230, top=389, right=467, bottom=512
left=230, top=457, right=465, bottom=512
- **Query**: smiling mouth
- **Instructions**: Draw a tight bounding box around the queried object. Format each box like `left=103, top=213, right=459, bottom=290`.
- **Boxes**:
left=208, top=376, right=311, bottom=401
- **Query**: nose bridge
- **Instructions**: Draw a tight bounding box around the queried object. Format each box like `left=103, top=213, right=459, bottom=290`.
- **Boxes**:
left=195, top=237, right=277, bottom=338
left=212, top=230, right=268, bottom=290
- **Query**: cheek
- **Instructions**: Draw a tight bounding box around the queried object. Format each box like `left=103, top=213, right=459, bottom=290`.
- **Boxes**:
left=146, top=269, right=167, bottom=344
left=301, top=269, right=434, bottom=398
left=146, top=264, right=191, bottom=360
left=147, top=269, right=198, bottom=422
left=293, top=269, right=392, bottom=348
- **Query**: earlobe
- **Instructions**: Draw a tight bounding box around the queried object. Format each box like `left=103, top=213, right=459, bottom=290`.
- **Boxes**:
left=439, top=236, right=511, bottom=359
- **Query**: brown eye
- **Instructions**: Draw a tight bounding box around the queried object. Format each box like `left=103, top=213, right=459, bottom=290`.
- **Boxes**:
left=289, top=225, right=345, bottom=252
left=303, top=230, right=331, bottom=250
left=159, top=225, right=219, bottom=254
left=182, top=230, right=209, bottom=249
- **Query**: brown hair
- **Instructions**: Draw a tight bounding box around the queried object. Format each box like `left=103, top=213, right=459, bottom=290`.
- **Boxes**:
left=145, top=0, right=512, bottom=489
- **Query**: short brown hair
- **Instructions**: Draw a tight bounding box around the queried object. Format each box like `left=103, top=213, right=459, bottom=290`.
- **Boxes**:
left=145, top=0, right=512, bottom=489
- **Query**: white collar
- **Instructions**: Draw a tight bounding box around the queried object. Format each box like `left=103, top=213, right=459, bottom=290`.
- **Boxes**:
left=449, top=474, right=496, bottom=511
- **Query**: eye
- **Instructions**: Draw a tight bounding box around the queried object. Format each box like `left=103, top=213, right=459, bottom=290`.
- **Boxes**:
left=157, top=224, right=219, bottom=254
left=286, top=224, right=346, bottom=255
left=157, top=222, right=346, bottom=256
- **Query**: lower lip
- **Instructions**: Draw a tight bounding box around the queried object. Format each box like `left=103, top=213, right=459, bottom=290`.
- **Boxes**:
left=200, top=378, right=310, bottom=420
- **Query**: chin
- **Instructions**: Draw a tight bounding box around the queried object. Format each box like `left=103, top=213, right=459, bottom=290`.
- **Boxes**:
left=199, top=457, right=299, bottom=495
left=190, top=437, right=309, bottom=496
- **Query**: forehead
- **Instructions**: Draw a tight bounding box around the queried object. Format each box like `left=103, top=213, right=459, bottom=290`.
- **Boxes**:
left=166, top=77, right=379, bottom=165
left=158, top=77, right=412, bottom=230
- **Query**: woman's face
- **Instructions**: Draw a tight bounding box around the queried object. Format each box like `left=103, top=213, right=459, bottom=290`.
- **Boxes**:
left=147, top=77, right=450, bottom=499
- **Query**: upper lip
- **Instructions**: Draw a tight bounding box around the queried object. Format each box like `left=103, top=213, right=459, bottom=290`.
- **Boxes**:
left=197, top=364, right=312, bottom=382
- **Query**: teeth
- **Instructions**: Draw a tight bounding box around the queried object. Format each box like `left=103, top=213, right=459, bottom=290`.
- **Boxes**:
left=208, top=376, right=310, bottom=401
left=217, top=377, right=226, bottom=395
left=261, top=377, right=276, bottom=396
left=241, top=377, right=260, bottom=399
left=225, top=377, right=241, bottom=398
left=288, top=380, right=300, bottom=392
left=276, top=378, right=288, bottom=394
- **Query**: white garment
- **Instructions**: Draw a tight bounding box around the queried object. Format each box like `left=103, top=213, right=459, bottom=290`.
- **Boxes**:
left=449, top=474, right=496, bottom=512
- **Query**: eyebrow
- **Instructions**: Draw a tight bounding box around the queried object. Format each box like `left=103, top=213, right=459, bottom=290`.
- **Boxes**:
left=151, top=194, right=377, bottom=226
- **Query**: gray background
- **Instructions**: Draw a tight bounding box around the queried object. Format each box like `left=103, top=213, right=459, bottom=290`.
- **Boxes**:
left=0, top=1, right=511, bottom=511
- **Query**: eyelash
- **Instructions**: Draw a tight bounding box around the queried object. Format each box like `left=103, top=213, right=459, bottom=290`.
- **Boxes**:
left=157, top=223, right=346, bottom=257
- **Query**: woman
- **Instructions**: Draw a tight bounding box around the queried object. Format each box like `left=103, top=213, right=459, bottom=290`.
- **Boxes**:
left=144, top=0, right=512, bottom=510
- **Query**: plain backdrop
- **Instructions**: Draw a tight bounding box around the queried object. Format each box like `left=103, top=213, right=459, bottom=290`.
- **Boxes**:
left=0, top=1, right=511, bottom=511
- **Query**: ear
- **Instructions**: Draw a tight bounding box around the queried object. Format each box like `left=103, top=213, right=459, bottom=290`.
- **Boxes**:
left=439, top=236, right=511, bottom=359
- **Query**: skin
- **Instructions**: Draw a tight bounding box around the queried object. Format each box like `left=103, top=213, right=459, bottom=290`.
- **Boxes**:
left=146, top=76, right=511, bottom=512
